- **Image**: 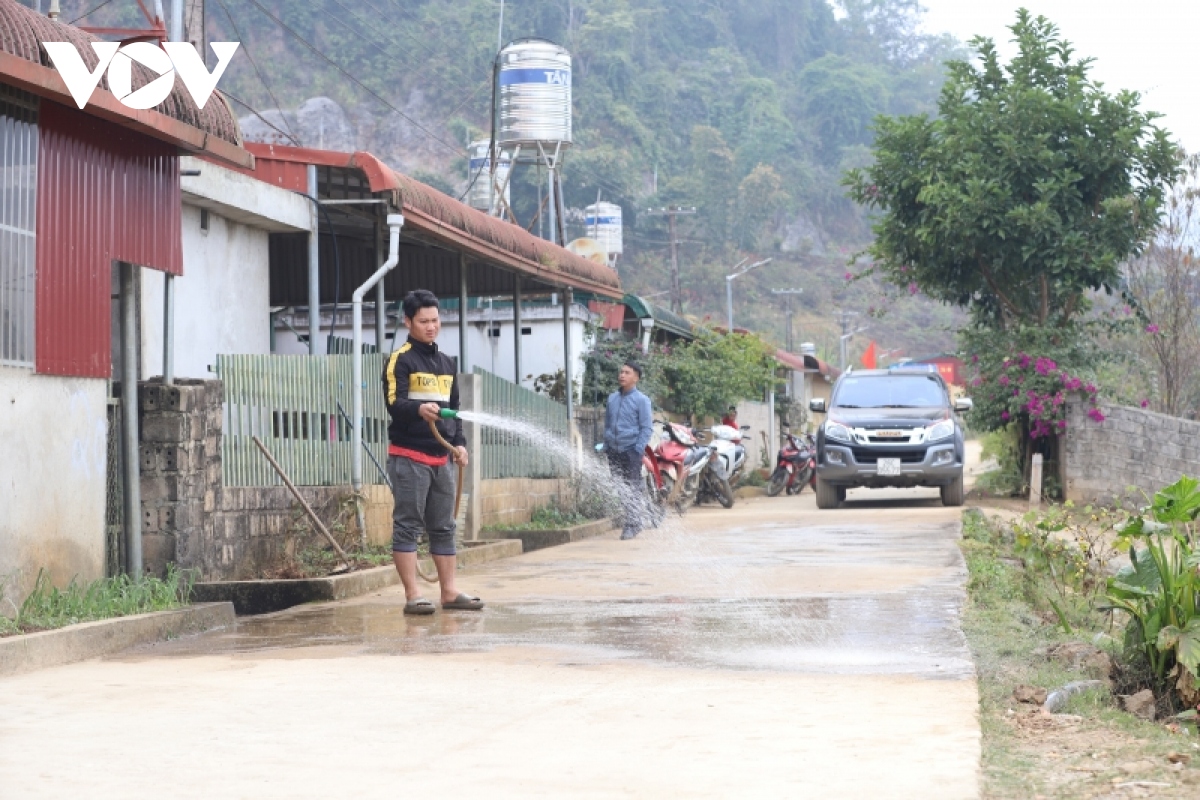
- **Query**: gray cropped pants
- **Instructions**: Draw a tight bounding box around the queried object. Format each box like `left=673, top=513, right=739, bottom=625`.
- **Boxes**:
left=388, top=455, right=457, bottom=556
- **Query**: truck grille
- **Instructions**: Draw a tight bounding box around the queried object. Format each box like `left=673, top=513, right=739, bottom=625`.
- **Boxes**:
left=850, top=447, right=927, bottom=465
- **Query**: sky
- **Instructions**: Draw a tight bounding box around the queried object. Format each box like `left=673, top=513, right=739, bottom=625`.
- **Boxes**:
left=918, top=1, right=1200, bottom=152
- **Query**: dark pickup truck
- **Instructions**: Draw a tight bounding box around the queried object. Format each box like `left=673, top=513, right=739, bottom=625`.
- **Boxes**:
left=809, top=369, right=972, bottom=509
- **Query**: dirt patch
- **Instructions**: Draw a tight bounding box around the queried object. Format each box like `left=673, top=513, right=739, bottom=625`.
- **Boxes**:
left=960, top=510, right=1200, bottom=798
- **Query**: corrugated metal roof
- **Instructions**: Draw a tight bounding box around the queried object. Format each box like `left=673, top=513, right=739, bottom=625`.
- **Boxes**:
left=774, top=348, right=840, bottom=378
left=0, top=0, right=249, bottom=167
left=36, top=99, right=181, bottom=378
left=243, top=143, right=623, bottom=299
left=622, top=294, right=697, bottom=340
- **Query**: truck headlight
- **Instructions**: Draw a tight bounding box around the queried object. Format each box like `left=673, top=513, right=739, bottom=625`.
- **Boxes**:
left=927, top=419, right=955, bottom=442
left=825, top=422, right=852, bottom=442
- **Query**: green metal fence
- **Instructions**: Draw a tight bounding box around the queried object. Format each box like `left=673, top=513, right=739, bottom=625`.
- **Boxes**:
left=216, top=354, right=390, bottom=487
left=474, top=367, right=570, bottom=479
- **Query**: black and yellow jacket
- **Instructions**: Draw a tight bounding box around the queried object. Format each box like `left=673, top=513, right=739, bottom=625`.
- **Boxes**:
left=382, top=336, right=465, bottom=457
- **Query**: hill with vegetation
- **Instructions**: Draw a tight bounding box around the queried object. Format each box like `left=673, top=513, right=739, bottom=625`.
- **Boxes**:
left=48, top=0, right=967, bottom=363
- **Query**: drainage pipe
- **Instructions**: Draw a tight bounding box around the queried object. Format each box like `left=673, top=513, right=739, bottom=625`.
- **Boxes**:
left=352, top=214, right=404, bottom=497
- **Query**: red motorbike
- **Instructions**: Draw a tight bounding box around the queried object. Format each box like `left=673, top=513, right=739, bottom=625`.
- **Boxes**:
left=767, top=431, right=816, bottom=497
left=644, top=420, right=712, bottom=515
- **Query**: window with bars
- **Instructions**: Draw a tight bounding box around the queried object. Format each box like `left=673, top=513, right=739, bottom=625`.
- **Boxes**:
left=0, top=85, right=37, bottom=368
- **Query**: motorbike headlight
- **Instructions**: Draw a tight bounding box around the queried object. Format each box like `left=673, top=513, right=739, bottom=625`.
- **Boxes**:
left=825, top=422, right=852, bottom=443
left=927, top=419, right=955, bottom=442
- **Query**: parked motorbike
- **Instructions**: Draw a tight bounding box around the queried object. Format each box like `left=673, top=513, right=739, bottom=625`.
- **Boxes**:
left=696, top=424, right=749, bottom=509
left=647, top=420, right=712, bottom=515
left=767, top=431, right=816, bottom=497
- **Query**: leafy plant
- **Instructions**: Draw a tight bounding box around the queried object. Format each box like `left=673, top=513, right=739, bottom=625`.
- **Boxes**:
left=8, top=566, right=194, bottom=635
left=1104, top=476, right=1200, bottom=707
left=1011, top=501, right=1123, bottom=627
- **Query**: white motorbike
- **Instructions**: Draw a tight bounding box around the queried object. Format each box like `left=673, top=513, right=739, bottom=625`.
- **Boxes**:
left=696, top=424, right=748, bottom=509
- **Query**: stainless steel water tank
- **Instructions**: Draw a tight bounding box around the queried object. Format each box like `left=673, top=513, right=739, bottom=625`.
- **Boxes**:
left=584, top=201, right=623, bottom=255
left=466, top=140, right=511, bottom=214
left=497, top=40, right=572, bottom=147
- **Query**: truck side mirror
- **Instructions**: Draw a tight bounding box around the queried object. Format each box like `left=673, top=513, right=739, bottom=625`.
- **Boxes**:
left=809, top=398, right=826, bottom=414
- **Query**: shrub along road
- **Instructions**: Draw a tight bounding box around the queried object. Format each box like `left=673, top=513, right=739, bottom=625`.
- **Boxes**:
left=0, top=491, right=980, bottom=798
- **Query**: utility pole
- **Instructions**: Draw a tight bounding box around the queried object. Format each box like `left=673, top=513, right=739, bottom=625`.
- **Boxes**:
left=725, top=258, right=771, bottom=333
left=645, top=206, right=696, bottom=313
left=770, top=288, right=804, bottom=352
left=837, top=310, right=866, bottom=372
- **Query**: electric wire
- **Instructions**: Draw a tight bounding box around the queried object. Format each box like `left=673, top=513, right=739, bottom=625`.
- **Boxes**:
left=68, top=0, right=116, bottom=24
left=223, top=91, right=300, bottom=145
left=213, top=0, right=299, bottom=144
left=240, top=0, right=464, bottom=157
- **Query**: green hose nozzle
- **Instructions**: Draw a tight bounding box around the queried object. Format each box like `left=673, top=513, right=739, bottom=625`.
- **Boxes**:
left=438, top=408, right=459, bottom=420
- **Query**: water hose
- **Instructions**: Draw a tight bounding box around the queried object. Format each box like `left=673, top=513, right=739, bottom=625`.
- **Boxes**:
left=416, top=408, right=465, bottom=583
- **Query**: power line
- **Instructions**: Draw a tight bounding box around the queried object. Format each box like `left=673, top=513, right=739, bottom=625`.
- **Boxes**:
left=223, top=90, right=300, bottom=145
left=213, top=0, right=298, bottom=143
left=241, top=0, right=464, bottom=157
left=68, top=0, right=115, bottom=25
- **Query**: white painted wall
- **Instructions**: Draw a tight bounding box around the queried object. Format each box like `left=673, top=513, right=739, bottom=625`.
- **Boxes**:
left=141, top=206, right=272, bottom=380
left=0, top=367, right=108, bottom=608
left=273, top=303, right=597, bottom=398
left=141, top=158, right=308, bottom=381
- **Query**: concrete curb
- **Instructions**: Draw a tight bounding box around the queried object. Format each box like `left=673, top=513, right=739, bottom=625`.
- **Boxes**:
left=0, top=602, right=235, bottom=679
left=491, top=518, right=616, bottom=553
left=194, top=539, right=524, bottom=615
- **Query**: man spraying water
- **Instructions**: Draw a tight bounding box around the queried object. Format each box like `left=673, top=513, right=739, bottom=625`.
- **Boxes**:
left=382, top=289, right=484, bottom=615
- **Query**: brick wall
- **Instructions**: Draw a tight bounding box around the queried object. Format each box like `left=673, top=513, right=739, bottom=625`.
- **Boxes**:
left=1063, top=398, right=1200, bottom=503
left=481, top=477, right=571, bottom=528
left=138, top=379, right=363, bottom=581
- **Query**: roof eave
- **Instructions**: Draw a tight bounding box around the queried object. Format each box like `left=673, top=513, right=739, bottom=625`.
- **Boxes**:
left=0, top=51, right=253, bottom=169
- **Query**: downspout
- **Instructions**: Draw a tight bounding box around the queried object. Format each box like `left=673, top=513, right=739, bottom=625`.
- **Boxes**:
left=352, top=213, right=403, bottom=544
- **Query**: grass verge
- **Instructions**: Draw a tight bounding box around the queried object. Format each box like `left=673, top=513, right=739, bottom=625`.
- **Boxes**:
left=961, top=509, right=1200, bottom=798
left=0, top=566, right=194, bottom=637
left=483, top=504, right=595, bottom=533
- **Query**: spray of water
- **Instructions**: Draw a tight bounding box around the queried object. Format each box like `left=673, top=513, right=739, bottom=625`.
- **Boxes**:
left=455, top=410, right=827, bottom=650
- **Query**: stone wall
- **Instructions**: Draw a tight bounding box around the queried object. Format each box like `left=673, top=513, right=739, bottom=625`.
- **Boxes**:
left=1063, top=398, right=1200, bottom=503
left=138, top=379, right=368, bottom=581
left=481, top=478, right=572, bottom=529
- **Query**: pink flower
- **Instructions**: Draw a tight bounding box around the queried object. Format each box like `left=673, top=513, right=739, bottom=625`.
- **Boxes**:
left=1018, top=354, right=1031, bottom=369
left=1035, top=357, right=1057, bottom=376
left=1141, top=399, right=1149, bottom=408
left=1123, top=305, right=1132, bottom=315
left=908, top=282, right=919, bottom=295
left=1088, top=408, right=1106, bottom=423
left=1001, top=411, right=1010, bottom=421
left=998, top=375, right=1010, bottom=386
left=844, top=272, right=853, bottom=281
left=1084, top=384, right=1096, bottom=394
left=1146, top=324, right=1160, bottom=334
left=899, top=265, right=909, bottom=273
left=971, top=354, right=979, bottom=364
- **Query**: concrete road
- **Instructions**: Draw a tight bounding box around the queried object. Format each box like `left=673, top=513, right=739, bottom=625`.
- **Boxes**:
left=0, top=490, right=980, bottom=799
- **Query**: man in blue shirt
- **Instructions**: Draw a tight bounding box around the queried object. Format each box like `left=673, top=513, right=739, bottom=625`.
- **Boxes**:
left=604, top=361, right=654, bottom=539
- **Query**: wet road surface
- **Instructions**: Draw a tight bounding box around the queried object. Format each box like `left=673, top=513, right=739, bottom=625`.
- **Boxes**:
left=0, top=489, right=980, bottom=798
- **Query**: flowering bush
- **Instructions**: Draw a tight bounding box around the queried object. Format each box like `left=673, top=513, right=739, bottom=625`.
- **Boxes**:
left=962, top=324, right=1106, bottom=438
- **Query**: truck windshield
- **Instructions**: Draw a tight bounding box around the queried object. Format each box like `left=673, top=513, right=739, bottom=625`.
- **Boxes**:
left=833, top=376, right=947, bottom=408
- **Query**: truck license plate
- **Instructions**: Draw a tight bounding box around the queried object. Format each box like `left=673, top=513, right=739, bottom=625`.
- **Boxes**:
left=877, top=458, right=901, bottom=476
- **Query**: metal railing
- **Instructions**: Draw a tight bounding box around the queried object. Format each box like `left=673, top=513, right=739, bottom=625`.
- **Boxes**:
left=474, top=367, right=570, bottom=479
left=326, top=335, right=379, bottom=355
left=216, top=354, right=390, bottom=487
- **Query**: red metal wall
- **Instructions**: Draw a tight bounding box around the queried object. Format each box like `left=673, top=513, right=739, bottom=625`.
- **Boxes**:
left=36, top=100, right=182, bottom=378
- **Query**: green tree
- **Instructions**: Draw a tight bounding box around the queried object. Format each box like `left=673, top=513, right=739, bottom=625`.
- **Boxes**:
left=661, top=332, right=777, bottom=419
left=846, top=11, right=1180, bottom=330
